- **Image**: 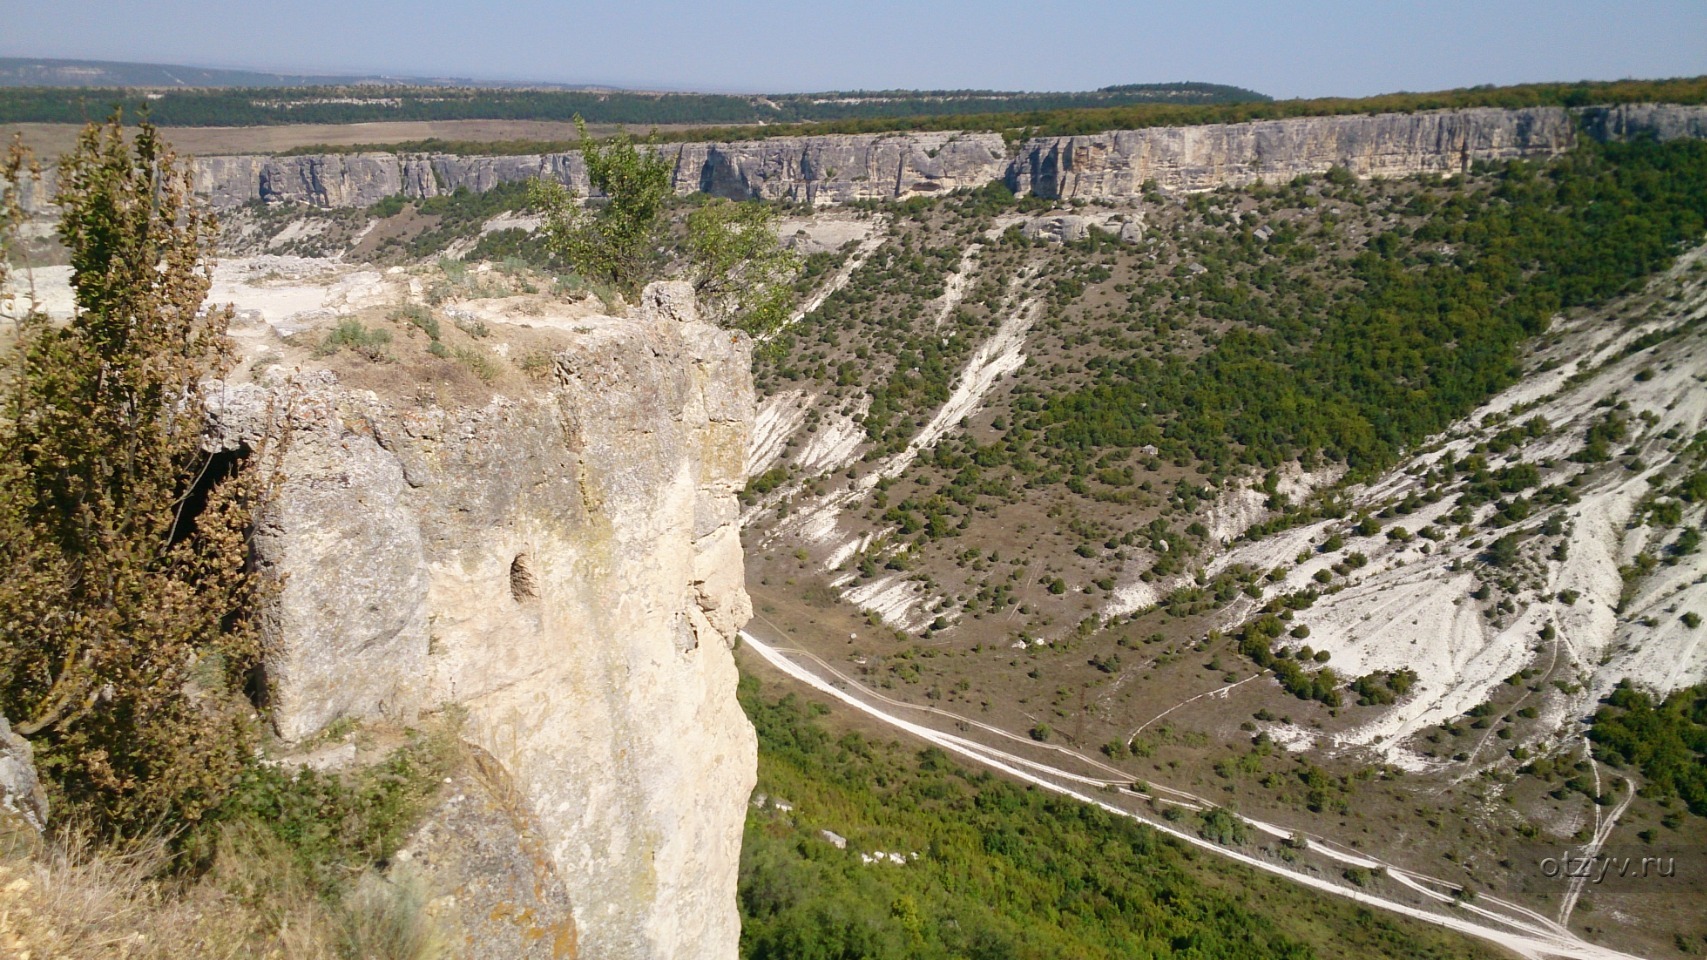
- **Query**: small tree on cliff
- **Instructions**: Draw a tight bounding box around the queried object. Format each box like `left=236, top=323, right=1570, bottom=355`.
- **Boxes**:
left=683, top=197, right=798, bottom=339
left=528, top=117, right=675, bottom=298
left=529, top=117, right=797, bottom=334
left=0, top=117, right=272, bottom=837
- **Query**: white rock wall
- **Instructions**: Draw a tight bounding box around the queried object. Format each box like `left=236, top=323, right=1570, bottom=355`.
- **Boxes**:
left=211, top=282, right=755, bottom=960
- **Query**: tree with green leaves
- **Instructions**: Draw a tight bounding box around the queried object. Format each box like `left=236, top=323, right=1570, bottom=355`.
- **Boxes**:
left=0, top=116, right=273, bottom=837
left=528, top=117, right=675, bottom=298
left=684, top=198, right=799, bottom=338
left=530, top=117, right=798, bottom=330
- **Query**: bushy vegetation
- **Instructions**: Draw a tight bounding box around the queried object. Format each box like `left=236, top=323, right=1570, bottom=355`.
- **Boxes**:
left=373, top=179, right=538, bottom=261
left=316, top=318, right=393, bottom=360
left=738, top=678, right=1496, bottom=959
left=182, top=723, right=459, bottom=894
left=1032, top=138, right=1707, bottom=479
left=0, top=119, right=459, bottom=958
left=0, top=724, right=457, bottom=960
left=1233, top=616, right=1341, bottom=707
left=1350, top=669, right=1419, bottom=706
left=529, top=121, right=799, bottom=333
left=0, top=118, right=271, bottom=836
left=529, top=120, right=679, bottom=297
left=1589, top=681, right=1707, bottom=816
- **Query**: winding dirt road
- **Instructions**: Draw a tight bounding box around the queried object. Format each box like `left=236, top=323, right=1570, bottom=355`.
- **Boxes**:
left=740, top=624, right=1640, bottom=960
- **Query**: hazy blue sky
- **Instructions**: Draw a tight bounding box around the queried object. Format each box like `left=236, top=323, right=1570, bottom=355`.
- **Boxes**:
left=2, top=0, right=1701, bottom=98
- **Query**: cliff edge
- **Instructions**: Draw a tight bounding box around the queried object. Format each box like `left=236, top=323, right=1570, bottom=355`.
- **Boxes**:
left=14, top=103, right=1703, bottom=216
left=207, top=281, right=756, bottom=960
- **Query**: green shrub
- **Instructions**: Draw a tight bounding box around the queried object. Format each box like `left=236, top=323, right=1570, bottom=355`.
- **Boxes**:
left=452, top=317, right=490, bottom=339
left=389, top=304, right=440, bottom=340
left=451, top=346, right=499, bottom=382
left=1197, top=806, right=1249, bottom=846
left=186, top=722, right=457, bottom=895
left=317, top=320, right=393, bottom=361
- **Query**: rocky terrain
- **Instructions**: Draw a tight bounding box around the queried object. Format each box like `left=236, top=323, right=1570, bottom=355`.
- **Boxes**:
left=248, top=283, right=755, bottom=960
left=10, top=263, right=759, bottom=960
left=723, top=130, right=1707, bottom=956
left=9, top=103, right=1705, bottom=216
left=10, top=98, right=1707, bottom=958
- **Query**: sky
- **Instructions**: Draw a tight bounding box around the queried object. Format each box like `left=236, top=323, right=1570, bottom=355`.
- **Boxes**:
left=1, top=0, right=1702, bottom=99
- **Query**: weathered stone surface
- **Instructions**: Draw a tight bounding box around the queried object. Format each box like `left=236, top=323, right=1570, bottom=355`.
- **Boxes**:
left=1007, top=106, right=1581, bottom=198
left=1578, top=102, right=1707, bottom=142
left=11, top=103, right=1707, bottom=217
left=399, top=746, right=578, bottom=960
left=639, top=278, right=700, bottom=325
left=210, top=283, right=755, bottom=960
left=663, top=131, right=1009, bottom=203
left=0, top=715, right=47, bottom=835
left=1018, top=211, right=1143, bottom=244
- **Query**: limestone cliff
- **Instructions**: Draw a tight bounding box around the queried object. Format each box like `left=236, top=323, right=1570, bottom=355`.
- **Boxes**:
left=1006, top=105, right=1577, bottom=198
left=12, top=104, right=1705, bottom=216
left=1009, top=104, right=1706, bottom=199
left=206, top=282, right=755, bottom=960
left=665, top=131, right=1009, bottom=203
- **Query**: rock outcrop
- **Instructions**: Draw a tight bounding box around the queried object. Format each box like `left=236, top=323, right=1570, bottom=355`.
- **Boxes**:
left=665, top=131, right=1009, bottom=203
left=1577, top=102, right=1707, bottom=142
left=0, top=715, right=47, bottom=836
left=1006, top=106, right=1578, bottom=198
left=13, top=104, right=1706, bottom=216
left=1018, top=211, right=1144, bottom=244
left=208, top=282, right=756, bottom=960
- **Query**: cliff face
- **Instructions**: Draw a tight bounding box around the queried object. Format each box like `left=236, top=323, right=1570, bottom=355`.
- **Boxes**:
left=1007, top=105, right=1578, bottom=198
left=157, top=132, right=1005, bottom=210
left=1576, top=102, right=1707, bottom=142
left=665, top=131, right=1009, bottom=203
left=208, top=282, right=755, bottom=960
left=12, top=104, right=1705, bottom=215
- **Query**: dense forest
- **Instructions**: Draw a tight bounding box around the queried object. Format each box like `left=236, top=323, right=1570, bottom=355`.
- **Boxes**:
left=0, top=81, right=1263, bottom=127
left=737, top=678, right=1497, bottom=960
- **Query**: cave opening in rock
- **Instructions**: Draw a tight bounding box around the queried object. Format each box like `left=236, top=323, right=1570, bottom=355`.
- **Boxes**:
left=164, top=443, right=275, bottom=710
left=510, top=553, right=539, bottom=602
left=167, top=445, right=250, bottom=548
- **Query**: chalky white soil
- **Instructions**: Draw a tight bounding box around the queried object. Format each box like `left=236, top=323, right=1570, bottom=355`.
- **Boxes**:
left=1145, top=247, right=1707, bottom=770
left=747, top=256, right=1046, bottom=632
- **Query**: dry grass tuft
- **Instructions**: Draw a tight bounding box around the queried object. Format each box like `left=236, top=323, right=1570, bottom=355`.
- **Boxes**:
left=0, top=789, right=450, bottom=960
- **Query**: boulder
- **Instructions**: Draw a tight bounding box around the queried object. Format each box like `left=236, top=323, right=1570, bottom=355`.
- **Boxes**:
left=0, top=716, right=47, bottom=836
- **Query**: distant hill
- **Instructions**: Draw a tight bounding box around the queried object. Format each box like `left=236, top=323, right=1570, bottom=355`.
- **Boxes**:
left=0, top=57, right=1269, bottom=128
left=0, top=57, right=412, bottom=88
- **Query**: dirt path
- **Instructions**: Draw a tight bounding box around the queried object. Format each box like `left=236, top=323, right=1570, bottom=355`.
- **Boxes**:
left=1556, top=757, right=1636, bottom=926
left=741, top=622, right=1642, bottom=960
left=1126, top=673, right=1263, bottom=742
